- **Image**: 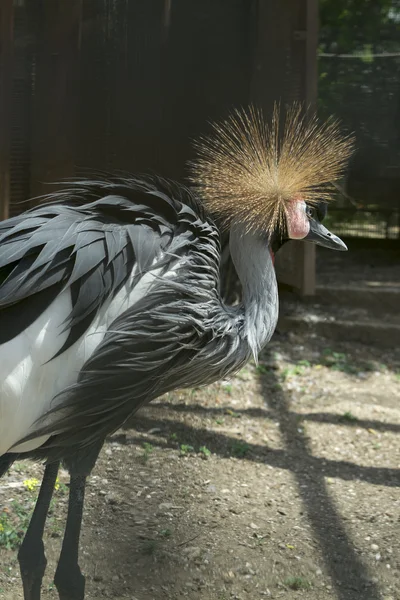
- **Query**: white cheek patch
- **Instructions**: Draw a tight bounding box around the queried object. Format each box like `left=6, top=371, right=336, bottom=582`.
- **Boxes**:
left=285, top=200, right=310, bottom=240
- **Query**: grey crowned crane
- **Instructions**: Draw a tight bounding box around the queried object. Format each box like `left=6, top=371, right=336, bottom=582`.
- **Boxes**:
left=0, top=105, right=353, bottom=600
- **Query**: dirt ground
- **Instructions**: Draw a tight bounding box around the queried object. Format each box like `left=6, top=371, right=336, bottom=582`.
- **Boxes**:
left=0, top=326, right=399, bottom=600
left=316, top=241, right=400, bottom=289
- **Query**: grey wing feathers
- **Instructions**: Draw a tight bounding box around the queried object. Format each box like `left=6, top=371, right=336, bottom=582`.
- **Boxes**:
left=0, top=177, right=217, bottom=351
left=21, top=229, right=244, bottom=461
left=2, top=176, right=230, bottom=460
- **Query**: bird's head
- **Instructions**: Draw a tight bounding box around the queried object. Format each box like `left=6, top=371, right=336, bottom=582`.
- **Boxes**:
left=189, top=104, right=354, bottom=254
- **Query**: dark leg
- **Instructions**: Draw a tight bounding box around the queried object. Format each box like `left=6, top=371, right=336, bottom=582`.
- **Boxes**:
left=18, top=461, right=60, bottom=600
left=53, top=474, right=87, bottom=600
left=0, top=452, right=16, bottom=478
left=53, top=441, right=104, bottom=600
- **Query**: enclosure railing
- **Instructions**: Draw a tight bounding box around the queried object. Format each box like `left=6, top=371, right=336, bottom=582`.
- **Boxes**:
left=325, top=207, right=400, bottom=239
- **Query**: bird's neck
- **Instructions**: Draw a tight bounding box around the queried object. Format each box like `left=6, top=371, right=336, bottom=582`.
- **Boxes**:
left=229, top=223, right=279, bottom=361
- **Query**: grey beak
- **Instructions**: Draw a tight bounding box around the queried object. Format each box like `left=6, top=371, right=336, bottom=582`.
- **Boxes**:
left=305, top=219, right=348, bottom=251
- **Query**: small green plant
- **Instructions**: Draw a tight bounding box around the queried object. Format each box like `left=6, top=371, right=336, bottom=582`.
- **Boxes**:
left=55, top=478, right=69, bottom=496
left=256, top=364, right=270, bottom=375
left=340, top=411, right=358, bottom=423
left=13, top=462, right=25, bottom=474
left=199, top=446, right=211, bottom=458
left=0, top=501, right=31, bottom=550
left=169, top=432, right=178, bottom=442
left=222, top=383, right=233, bottom=395
left=142, top=539, right=157, bottom=555
left=322, top=349, right=358, bottom=374
left=283, top=576, right=312, bottom=590
left=215, top=417, right=225, bottom=425
left=231, top=441, right=250, bottom=458
left=0, top=473, right=70, bottom=550
left=280, top=360, right=309, bottom=380
left=298, top=359, right=311, bottom=367
left=160, top=528, right=172, bottom=538
left=225, top=409, right=241, bottom=418
left=180, top=444, right=194, bottom=456
left=142, top=442, right=154, bottom=462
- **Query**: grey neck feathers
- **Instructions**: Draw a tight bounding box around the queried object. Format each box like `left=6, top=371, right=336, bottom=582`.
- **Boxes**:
left=229, top=223, right=279, bottom=361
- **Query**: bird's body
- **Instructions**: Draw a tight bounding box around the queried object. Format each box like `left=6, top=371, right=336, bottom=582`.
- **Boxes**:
left=0, top=177, right=277, bottom=463
left=0, top=105, right=353, bottom=600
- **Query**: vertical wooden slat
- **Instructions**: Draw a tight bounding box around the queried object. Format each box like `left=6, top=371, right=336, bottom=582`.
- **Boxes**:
left=30, top=0, right=82, bottom=198
left=163, top=0, right=172, bottom=37
left=0, top=0, right=14, bottom=220
left=305, top=0, right=318, bottom=108
left=253, top=0, right=319, bottom=296
left=299, top=0, right=319, bottom=296
left=250, top=0, right=291, bottom=112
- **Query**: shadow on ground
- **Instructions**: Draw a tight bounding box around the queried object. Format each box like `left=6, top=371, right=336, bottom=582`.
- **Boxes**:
left=114, top=357, right=399, bottom=599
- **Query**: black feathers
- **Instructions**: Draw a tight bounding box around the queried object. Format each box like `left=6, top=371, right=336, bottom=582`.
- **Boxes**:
left=0, top=176, right=214, bottom=351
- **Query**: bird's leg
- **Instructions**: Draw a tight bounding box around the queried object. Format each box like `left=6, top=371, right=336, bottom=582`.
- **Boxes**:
left=54, top=474, right=87, bottom=600
left=53, top=441, right=103, bottom=600
left=0, top=453, right=16, bottom=478
left=18, top=461, right=60, bottom=600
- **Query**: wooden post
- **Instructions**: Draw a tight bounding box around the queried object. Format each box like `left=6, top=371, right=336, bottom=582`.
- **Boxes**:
left=0, top=0, right=13, bottom=220
left=30, top=0, right=82, bottom=198
left=252, top=0, right=319, bottom=296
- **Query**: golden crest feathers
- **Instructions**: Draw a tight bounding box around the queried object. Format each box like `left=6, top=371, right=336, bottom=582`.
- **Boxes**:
left=188, top=104, right=355, bottom=234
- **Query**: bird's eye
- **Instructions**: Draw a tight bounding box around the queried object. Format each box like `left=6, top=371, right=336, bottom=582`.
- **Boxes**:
left=306, top=206, right=315, bottom=218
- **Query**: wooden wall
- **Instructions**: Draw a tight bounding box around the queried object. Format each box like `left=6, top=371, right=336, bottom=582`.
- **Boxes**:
left=1, top=0, right=319, bottom=294
left=76, top=0, right=255, bottom=179
left=0, top=0, right=14, bottom=220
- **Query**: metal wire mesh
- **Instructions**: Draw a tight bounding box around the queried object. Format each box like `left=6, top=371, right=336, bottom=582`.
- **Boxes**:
left=318, top=6, right=400, bottom=240
left=325, top=207, right=400, bottom=239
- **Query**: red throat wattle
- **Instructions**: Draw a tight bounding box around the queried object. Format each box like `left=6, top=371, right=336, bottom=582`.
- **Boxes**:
left=285, top=199, right=310, bottom=240
left=270, top=248, right=275, bottom=266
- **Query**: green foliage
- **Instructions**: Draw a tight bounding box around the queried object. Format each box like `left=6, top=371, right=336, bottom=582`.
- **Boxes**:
left=222, top=382, right=233, bottom=395
left=322, top=349, right=358, bottom=374
left=224, top=409, right=241, bottom=418
left=160, top=528, right=172, bottom=538
left=318, top=0, right=400, bottom=212
left=280, top=360, right=310, bottom=381
left=199, top=446, right=212, bottom=458
left=180, top=444, right=194, bottom=456
left=319, top=0, right=400, bottom=54
left=231, top=441, right=250, bottom=458
left=142, top=442, right=154, bottom=462
left=283, top=576, right=312, bottom=590
left=0, top=474, right=68, bottom=550
left=0, top=501, right=31, bottom=550
left=142, top=539, right=157, bottom=555
left=340, top=411, right=358, bottom=422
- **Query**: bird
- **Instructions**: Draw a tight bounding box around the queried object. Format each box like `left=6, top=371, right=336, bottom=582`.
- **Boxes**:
left=0, top=104, right=354, bottom=600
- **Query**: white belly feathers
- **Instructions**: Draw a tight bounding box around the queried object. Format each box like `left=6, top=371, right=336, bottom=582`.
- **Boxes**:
left=0, top=266, right=162, bottom=455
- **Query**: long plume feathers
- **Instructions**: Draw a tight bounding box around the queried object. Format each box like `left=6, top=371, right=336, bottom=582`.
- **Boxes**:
left=189, top=104, right=355, bottom=235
